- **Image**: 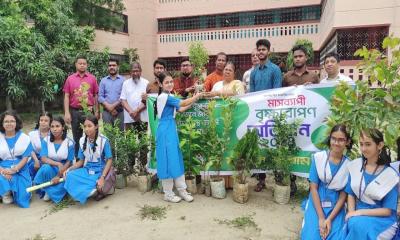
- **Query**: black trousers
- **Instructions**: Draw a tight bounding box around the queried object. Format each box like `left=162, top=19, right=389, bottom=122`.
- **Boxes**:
left=70, top=108, right=89, bottom=157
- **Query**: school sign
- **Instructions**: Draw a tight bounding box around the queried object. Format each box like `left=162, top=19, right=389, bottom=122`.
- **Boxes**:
left=147, top=83, right=340, bottom=178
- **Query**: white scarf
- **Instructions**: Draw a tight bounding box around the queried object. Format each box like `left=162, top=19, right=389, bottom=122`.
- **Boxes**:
left=29, top=130, right=47, bottom=153
left=45, top=137, right=73, bottom=162
left=0, top=132, right=31, bottom=160
left=157, top=93, right=176, bottom=119
left=314, top=150, right=349, bottom=190
left=348, top=158, right=399, bottom=205
left=79, top=134, right=107, bottom=166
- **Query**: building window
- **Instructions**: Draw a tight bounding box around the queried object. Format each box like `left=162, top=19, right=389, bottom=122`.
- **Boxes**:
left=349, top=69, right=353, bottom=73
left=340, top=69, right=344, bottom=73
left=157, top=5, right=321, bottom=32
left=358, top=75, right=363, bottom=80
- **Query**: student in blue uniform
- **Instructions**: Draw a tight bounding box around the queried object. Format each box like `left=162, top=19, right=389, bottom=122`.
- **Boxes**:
left=28, top=112, right=52, bottom=179
left=153, top=72, right=203, bottom=203
left=34, top=116, right=74, bottom=203
left=64, top=115, right=113, bottom=204
left=301, top=124, right=353, bottom=240
left=0, top=110, right=33, bottom=208
left=340, top=128, right=398, bottom=240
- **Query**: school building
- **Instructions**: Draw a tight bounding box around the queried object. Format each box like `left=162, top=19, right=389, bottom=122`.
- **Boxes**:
left=89, top=0, right=400, bottom=81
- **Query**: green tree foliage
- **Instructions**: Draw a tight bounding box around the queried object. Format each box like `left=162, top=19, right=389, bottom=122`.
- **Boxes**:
left=328, top=36, right=400, bottom=156
left=72, top=0, right=125, bottom=32
left=188, top=42, right=209, bottom=84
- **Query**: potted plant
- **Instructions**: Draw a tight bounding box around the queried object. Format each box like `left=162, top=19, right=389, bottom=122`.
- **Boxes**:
left=263, top=113, right=300, bottom=204
left=205, top=98, right=238, bottom=199
left=135, top=132, right=152, bottom=193
left=103, top=120, right=137, bottom=189
left=188, top=41, right=209, bottom=89
left=178, top=115, right=202, bottom=194
left=229, top=129, right=261, bottom=203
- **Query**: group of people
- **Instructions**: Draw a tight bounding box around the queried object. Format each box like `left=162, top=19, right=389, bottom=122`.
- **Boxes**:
left=301, top=126, right=400, bottom=240
left=0, top=38, right=364, bottom=210
left=0, top=111, right=113, bottom=207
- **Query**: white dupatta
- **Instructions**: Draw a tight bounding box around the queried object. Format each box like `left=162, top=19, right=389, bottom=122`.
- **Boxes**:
left=348, top=158, right=399, bottom=205
left=79, top=134, right=107, bottom=166
left=156, top=93, right=176, bottom=119
left=0, top=132, right=31, bottom=160
left=45, top=137, right=74, bottom=162
left=314, top=150, right=349, bottom=190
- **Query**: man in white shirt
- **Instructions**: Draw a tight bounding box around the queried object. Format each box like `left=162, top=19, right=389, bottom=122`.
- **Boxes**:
left=320, top=52, right=354, bottom=84
left=120, top=62, right=149, bottom=131
left=242, top=49, right=260, bottom=92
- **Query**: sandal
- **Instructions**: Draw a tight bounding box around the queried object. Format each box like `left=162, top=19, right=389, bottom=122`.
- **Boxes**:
left=254, top=182, right=265, bottom=192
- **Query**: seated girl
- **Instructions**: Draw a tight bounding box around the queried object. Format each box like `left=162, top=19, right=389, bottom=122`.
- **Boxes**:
left=34, top=116, right=74, bottom=203
left=340, top=128, right=398, bottom=239
left=64, top=115, right=113, bottom=204
left=0, top=110, right=33, bottom=208
left=301, top=124, right=352, bottom=240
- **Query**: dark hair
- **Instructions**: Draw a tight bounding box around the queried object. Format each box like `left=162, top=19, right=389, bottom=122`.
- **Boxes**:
left=291, top=45, right=308, bottom=56
left=0, top=110, right=23, bottom=133
left=34, top=112, right=53, bottom=130
left=49, top=116, right=67, bottom=142
left=216, top=52, right=227, bottom=60
left=82, top=115, right=99, bottom=153
left=326, top=124, right=353, bottom=151
left=256, top=39, right=271, bottom=51
left=109, top=58, right=119, bottom=65
left=360, top=128, right=391, bottom=166
left=180, top=57, right=191, bottom=64
left=324, top=52, right=340, bottom=64
left=75, top=56, right=87, bottom=63
left=225, top=61, right=236, bottom=72
left=153, top=72, right=171, bottom=119
left=153, top=59, right=167, bottom=68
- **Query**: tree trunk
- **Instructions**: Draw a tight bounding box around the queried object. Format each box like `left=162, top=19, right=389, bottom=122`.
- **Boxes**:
left=41, top=100, right=46, bottom=113
left=6, top=96, right=12, bottom=110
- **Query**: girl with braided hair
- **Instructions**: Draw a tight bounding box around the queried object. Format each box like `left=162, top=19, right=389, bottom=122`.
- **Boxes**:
left=64, top=115, right=113, bottom=204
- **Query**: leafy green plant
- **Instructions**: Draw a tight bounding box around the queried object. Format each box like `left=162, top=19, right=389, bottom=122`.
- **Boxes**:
left=286, top=39, right=314, bottom=70
left=119, top=62, right=131, bottom=74
left=263, top=113, right=301, bottom=186
left=205, top=98, right=238, bottom=180
left=188, top=42, right=209, bottom=84
left=327, top=36, right=400, bottom=157
left=178, top=115, right=202, bottom=179
left=103, top=120, right=140, bottom=176
left=214, top=213, right=260, bottom=231
left=123, top=47, right=139, bottom=64
left=229, top=129, right=261, bottom=184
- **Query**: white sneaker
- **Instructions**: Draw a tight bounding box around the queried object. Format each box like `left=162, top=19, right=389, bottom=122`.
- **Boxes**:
left=163, top=194, right=182, bottom=203
left=178, top=190, right=194, bottom=202
left=89, top=189, right=97, bottom=198
left=43, top=193, right=50, bottom=202
left=2, top=192, right=13, bottom=204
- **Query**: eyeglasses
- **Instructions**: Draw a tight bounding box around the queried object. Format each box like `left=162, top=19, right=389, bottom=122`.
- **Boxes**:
left=3, top=120, right=16, bottom=124
left=330, top=136, right=347, bottom=144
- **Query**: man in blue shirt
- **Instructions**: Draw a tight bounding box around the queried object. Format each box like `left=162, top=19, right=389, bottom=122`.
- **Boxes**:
left=250, top=39, right=283, bottom=193
left=98, top=59, right=125, bottom=130
left=250, top=39, right=282, bottom=92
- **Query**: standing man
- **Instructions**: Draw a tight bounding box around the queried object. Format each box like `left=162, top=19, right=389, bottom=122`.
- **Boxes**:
left=204, top=52, right=227, bottom=92
left=147, top=59, right=167, bottom=94
left=120, top=62, right=149, bottom=131
left=249, top=39, right=282, bottom=192
left=320, top=52, right=354, bottom=84
left=283, top=45, right=319, bottom=87
left=250, top=39, right=282, bottom=92
left=173, top=58, right=198, bottom=98
left=98, top=58, right=124, bottom=130
left=63, top=56, right=99, bottom=156
left=242, top=49, right=260, bottom=92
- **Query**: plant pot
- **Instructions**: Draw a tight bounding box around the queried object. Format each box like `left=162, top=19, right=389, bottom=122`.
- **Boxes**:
left=210, top=178, right=226, bottom=199
left=116, top=174, right=127, bottom=189
left=138, top=175, right=151, bottom=193
left=232, top=182, right=249, bottom=204
left=185, top=178, right=197, bottom=194
left=274, top=184, right=290, bottom=204
left=223, top=175, right=234, bottom=189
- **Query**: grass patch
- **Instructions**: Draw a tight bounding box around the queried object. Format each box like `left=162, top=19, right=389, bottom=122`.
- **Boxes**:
left=215, top=213, right=260, bottom=231
left=41, top=197, right=75, bottom=219
left=137, top=204, right=168, bottom=221
left=25, top=234, right=56, bottom=240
